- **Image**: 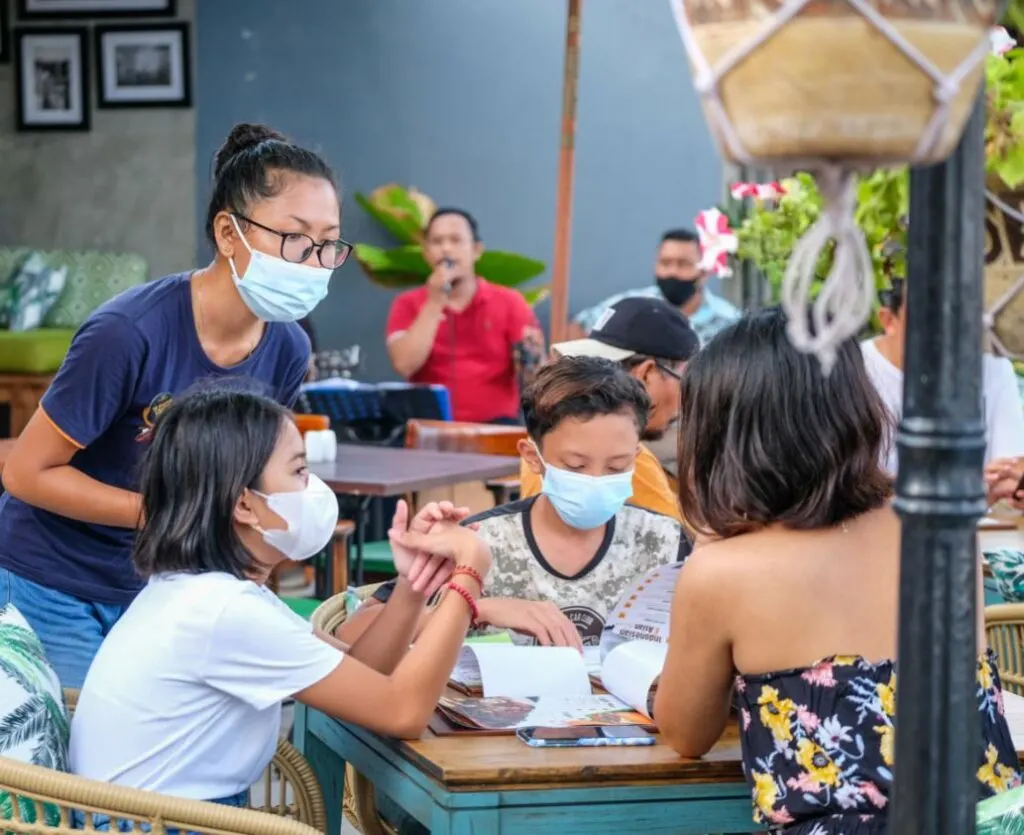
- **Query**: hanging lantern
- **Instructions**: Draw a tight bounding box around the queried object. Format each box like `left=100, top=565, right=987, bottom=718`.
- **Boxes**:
left=669, top=0, right=997, bottom=371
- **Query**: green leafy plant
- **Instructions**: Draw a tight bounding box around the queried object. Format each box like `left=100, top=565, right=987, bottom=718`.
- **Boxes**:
left=353, top=184, right=549, bottom=306
left=986, top=41, right=1024, bottom=189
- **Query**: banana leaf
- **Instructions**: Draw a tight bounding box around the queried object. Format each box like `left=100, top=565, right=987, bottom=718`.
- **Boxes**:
left=978, top=785, right=1024, bottom=833
left=354, top=189, right=425, bottom=246
left=475, top=250, right=546, bottom=286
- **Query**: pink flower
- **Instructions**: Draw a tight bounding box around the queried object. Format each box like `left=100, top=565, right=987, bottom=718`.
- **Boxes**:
left=734, top=676, right=747, bottom=693
left=802, top=663, right=837, bottom=688
left=859, top=781, right=888, bottom=808
left=996, top=687, right=1005, bottom=716
left=797, top=705, right=820, bottom=732
left=742, top=708, right=752, bottom=730
left=786, top=773, right=820, bottom=793
left=730, top=181, right=787, bottom=201
left=694, top=208, right=738, bottom=278
left=990, top=26, right=1016, bottom=55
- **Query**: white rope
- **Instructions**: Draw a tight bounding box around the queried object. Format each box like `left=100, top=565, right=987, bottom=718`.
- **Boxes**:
left=987, top=190, right=1024, bottom=224
left=669, top=0, right=989, bottom=371
left=779, top=168, right=876, bottom=374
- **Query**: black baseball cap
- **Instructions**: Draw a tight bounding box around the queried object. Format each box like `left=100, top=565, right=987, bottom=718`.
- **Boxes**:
left=553, top=296, right=700, bottom=362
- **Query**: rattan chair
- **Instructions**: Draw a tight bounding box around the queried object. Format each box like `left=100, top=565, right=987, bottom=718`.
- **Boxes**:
left=311, top=587, right=395, bottom=835
left=985, top=603, right=1024, bottom=696
left=0, top=688, right=329, bottom=835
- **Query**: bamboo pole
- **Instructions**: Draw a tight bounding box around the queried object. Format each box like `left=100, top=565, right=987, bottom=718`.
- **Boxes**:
left=549, top=0, right=582, bottom=345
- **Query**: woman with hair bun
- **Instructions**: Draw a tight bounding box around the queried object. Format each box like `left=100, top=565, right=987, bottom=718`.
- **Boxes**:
left=0, top=122, right=350, bottom=688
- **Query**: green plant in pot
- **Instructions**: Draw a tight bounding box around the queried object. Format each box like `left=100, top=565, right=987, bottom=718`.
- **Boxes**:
left=353, top=184, right=550, bottom=306
left=730, top=19, right=1023, bottom=356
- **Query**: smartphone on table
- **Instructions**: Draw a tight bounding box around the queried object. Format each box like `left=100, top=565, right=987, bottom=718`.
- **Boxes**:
left=516, top=726, right=656, bottom=748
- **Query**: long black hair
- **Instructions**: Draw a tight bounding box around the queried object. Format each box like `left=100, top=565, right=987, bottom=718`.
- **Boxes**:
left=204, top=122, right=338, bottom=246
left=677, top=307, right=892, bottom=538
left=134, top=387, right=291, bottom=579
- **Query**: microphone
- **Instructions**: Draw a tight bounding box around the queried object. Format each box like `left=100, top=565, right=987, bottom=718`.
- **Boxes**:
left=442, top=258, right=455, bottom=295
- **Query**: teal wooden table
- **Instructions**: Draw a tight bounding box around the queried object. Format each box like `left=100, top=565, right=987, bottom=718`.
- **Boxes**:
left=294, top=704, right=756, bottom=835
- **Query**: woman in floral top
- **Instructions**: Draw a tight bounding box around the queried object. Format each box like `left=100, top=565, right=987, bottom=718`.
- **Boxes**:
left=654, top=309, right=1020, bottom=834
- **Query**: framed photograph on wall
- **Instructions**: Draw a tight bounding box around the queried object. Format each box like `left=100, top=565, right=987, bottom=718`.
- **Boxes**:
left=95, top=22, right=190, bottom=108
left=0, top=1, right=10, bottom=65
left=17, top=0, right=175, bottom=18
left=14, top=27, right=89, bottom=131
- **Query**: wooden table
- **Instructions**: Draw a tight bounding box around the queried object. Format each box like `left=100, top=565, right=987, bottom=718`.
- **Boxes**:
left=296, top=703, right=752, bottom=835
left=310, top=445, right=519, bottom=586
left=297, top=688, right=1024, bottom=835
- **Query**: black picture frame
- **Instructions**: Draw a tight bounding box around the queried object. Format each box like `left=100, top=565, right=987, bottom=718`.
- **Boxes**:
left=13, top=26, right=90, bottom=132
left=0, top=1, right=10, bottom=65
left=16, top=0, right=174, bottom=19
left=94, top=21, right=190, bottom=109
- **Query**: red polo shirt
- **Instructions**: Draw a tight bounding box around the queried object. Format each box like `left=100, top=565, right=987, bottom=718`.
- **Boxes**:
left=386, top=279, right=538, bottom=423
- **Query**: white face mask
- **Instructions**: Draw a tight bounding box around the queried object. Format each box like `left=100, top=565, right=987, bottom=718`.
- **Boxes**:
left=252, top=474, right=338, bottom=561
left=228, top=216, right=333, bottom=322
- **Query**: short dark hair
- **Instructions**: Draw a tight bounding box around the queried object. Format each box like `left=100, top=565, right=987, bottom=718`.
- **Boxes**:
left=661, top=228, right=699, bottom=246
left=677, top=308, right=892, bottom=538
left=879, top=278, right=905, bottom=314
left=134, top=388, right=292, bottom=579
left=205, top=122, right=338, bottom=245
left=426, top=207, right=480, bottom=242
left=522, top=356, right=650, bottom=442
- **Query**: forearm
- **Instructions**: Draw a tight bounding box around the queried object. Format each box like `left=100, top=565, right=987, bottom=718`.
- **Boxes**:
left=347, top=580, right=429, bottom=674
left=4, top=465, right=142, bottom=528
left=389, top=301, right=445, bottom=378
left=390, top=579, right=481, bottom=731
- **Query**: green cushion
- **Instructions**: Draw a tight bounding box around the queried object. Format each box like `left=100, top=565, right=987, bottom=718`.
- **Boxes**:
left=359, top=540, right=395, bottom=575
left=0, top=329, right=75, bottom=374
left=0, top=248, right=148, bottom=330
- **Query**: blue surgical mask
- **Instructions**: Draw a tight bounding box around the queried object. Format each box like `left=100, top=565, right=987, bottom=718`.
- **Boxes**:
left=228, top=216, right=332, bottom=322
left=536, top=447, right=634, bottom=530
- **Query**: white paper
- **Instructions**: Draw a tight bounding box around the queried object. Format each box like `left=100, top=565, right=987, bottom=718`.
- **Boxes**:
left=450, top=645, right=591, bottom=699
left=600, top=562, right=682, bottom=658
left=600, top=640, right=668, bottom=718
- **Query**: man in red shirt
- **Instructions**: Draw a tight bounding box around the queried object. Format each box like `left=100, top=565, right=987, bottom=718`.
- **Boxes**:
left=385, top=208, right=545, bottom=423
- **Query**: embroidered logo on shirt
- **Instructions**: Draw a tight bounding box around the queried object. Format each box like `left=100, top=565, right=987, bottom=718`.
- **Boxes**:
left=136, top=392, right=173, bottom=442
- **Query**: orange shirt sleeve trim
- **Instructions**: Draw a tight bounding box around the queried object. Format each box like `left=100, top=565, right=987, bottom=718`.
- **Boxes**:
left=38, top=404, right=86, bottom=451
left=629, top=445, right=683, bottom=522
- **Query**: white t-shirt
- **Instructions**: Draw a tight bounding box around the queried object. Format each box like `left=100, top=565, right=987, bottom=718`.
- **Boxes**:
left=861, top=338, right=1024, bottom=474
left=69, top=572, right=343, bottom=800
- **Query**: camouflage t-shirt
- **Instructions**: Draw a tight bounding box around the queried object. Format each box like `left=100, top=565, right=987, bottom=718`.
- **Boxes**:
left=372, top=496, right=689, bottom=646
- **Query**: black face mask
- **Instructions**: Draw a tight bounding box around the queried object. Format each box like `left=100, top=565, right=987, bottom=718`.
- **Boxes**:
left=657, top=276, right=700, bottom=308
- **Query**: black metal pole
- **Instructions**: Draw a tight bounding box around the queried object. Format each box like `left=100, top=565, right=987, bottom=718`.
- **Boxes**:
left=890, top=91, right=987, bottom=834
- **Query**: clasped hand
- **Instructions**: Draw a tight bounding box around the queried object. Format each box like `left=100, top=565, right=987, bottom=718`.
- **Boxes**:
left=387, top=499, right=490, bottom=598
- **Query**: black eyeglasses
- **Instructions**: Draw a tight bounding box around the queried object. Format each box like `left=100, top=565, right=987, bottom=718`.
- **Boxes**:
left=235, top=214, right=352, bottom=269
left=656, top=362, right=683, bottom=380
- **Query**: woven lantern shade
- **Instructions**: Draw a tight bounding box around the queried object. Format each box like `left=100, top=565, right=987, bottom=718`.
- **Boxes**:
left=672, top=0, right=997, bottom=168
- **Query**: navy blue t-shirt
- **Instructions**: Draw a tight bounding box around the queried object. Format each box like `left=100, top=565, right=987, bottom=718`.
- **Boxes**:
left=0, top=273, right=311, bottom=604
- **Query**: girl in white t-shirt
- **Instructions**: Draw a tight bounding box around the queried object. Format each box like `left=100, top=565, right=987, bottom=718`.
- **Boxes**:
left=69, top=388, right=491, bottom=809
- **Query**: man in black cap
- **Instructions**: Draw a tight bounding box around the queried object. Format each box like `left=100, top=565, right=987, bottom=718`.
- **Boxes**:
left=518, top=296, right=700, bottom=521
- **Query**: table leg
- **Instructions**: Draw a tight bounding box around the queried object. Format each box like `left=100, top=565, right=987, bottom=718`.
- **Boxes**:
left=298, top=704, right=345, bottom=835
left=354, top=496, right=371, bottom=586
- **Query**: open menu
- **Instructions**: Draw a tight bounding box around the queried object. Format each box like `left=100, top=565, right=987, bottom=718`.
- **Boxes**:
left=440, top=562, right=678, bottom=732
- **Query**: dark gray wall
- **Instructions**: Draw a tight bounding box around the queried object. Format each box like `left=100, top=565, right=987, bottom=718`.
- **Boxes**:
left=196, top=0, right=722, bottom=381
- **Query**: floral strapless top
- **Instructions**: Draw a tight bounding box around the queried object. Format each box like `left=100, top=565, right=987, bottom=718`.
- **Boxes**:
left=734, top=650, right=1021, bottom=834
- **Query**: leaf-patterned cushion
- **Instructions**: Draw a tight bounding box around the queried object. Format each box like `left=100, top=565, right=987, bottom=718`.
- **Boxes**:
left=2, top=253, right=68, bottom=332
left=0, top=248, right=148, bottom=330
left=0, top=604, right=69, bottom=827
left=986, top=549, right=1024, bottom=603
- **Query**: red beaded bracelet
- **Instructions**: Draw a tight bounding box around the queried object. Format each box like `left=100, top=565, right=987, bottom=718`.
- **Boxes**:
left=445, top=581, right=479, bottom=627
left=452, top=565, right=484, bottom=588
